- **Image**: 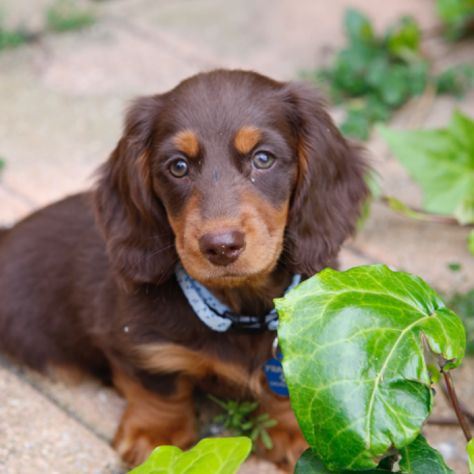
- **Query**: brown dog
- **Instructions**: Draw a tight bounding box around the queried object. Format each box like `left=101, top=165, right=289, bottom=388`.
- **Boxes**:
left=0, top=70, right=368, bottom=469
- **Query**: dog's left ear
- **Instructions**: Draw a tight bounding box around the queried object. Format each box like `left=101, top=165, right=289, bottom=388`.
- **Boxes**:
left=281, top=82, right=369, bottom=276
left=94, top=95, right=177, bottom=289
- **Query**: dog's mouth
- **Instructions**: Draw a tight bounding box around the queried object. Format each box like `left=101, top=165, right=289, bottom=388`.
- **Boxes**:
left=188, top=268, right=271, bottom=289
left=178, top=239, right=284, bottom=289
left=171, top=204, right=288, bottom=288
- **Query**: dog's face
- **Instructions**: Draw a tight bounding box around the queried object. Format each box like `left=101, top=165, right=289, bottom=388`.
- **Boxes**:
left=95, top=70, right=368, bottom=289
left=150, top=74, right=299, bottom=286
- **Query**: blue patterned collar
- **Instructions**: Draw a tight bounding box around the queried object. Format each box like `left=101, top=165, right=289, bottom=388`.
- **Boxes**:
left=175, top=263, right=301, bottom=332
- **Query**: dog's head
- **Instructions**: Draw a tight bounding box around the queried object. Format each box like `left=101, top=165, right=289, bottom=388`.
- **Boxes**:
left=95, top=70, right=368, bottom=289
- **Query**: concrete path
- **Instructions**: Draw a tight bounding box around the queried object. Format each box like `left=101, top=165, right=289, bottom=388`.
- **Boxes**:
left=0, top=1, right=473, bottom=473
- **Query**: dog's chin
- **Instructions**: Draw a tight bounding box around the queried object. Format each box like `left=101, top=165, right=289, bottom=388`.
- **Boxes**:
left=180, top=259, right=279, bottom=289
left=201, top=272, right=264, bottom=288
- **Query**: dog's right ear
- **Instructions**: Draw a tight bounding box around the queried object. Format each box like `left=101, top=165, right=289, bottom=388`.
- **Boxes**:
left=94, top=95, right=177, bottom=290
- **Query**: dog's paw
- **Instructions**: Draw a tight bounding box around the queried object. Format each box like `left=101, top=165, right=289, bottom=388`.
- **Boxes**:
left=255, top=389, right=308, bottom=472
left=113, top=412, right=196, bottom=467
left=258, top=425, right=308, bottom=472
left=113, top=428, right=160, bottom=467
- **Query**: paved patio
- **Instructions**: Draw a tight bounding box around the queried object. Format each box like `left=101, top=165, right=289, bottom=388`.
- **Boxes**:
left=0, top=0, right=473, bottom=472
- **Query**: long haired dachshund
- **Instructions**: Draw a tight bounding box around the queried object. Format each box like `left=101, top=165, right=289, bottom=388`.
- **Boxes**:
left=0, top=70, right=368, bottom=470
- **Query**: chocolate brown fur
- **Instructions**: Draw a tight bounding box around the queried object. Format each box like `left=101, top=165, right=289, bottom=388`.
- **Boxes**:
left=0, top=70, right=368, bottom=470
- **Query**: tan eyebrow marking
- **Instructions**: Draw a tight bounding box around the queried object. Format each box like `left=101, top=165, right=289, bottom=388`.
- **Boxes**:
left=234, top=126, right=262, bottom=155
left=173, top=129, right=200, bottom=158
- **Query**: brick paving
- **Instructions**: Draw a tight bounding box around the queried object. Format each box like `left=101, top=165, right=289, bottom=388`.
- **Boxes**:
left=0, top=0, right=473, bottom=472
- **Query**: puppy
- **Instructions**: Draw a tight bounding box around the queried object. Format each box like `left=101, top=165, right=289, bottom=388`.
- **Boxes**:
left=0, top=69, right=368, bottom=469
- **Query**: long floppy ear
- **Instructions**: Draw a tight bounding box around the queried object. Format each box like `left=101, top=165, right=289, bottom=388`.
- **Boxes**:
left=282, top=82, right=369, bottom=276
left=94, top=95, right=177, bottom=289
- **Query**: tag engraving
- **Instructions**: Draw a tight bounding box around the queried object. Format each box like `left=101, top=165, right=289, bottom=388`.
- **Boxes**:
left=263, top=351, right=289, bottom=397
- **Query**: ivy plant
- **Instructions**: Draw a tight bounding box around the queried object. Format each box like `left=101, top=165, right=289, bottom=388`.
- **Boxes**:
left=436, top=0, right=474, bottom=39
left=379, top=111, right=474, bottom=225
left=436, top=64, right=474, bottom=97
left=468, top=438, right=474, bottom=472
left=379, top=111, right=474, bottom=256
left=309, top=9, right=428, bottom=140
left=275, top=265, right=469, bottom=472
left=295, top=435, right=454, bottom=474
left=306, top=8, right=474, bottom=140
left=129, top=437, right=251, bottom=474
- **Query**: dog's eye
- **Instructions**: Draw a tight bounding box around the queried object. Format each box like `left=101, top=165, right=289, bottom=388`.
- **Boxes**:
left=169, top=158, right=189, bottom=178
left=252, top=151, right=275, bottom=170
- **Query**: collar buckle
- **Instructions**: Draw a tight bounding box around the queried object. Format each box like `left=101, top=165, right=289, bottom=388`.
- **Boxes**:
left=223, top=311, right=268, bottom=331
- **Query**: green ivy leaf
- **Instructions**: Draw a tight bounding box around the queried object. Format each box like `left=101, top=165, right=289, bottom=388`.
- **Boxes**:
left=344, top=8, right=375, bottom=45
left=436, top=0, right=474, bottom=39
left=294, top=449, right=389, bottom=473
left=378, top=64, right=412, bottom=106
left=295, top=449, right=333, bottom=474
left=386, top=16, right=421, bottom=57
left=383, top=196, right=435, bottom=221
left=449, top=289, right=474, bottom=354
left=129, top=437, right=252, bottom=474
left=399, top=434, right=454, bottom=473
left=275, top=265, right=465, bottom=470
left=469, top=230, right=474, bottom=256
left=130, top=446, right=182, bottom=474
left=467, top=438, right=474, bottom=474
left=379, top=111, right=474, bottom=223
left=455, top=195, right=474, bottom=224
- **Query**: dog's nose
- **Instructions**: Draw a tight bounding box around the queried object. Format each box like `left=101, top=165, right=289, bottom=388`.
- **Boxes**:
left=199, top=230, right=246, bottom=266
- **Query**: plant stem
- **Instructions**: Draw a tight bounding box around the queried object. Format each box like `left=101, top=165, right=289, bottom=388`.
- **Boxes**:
left=427, top=417, right=462, bottom=427
left=442, top=371, right=472, bottom=442
left=380, top=196, right=460, bottom=225
left=439, top=381, right=474, bottom=425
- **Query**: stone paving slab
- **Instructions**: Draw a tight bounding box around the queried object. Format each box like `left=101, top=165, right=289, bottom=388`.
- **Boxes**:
left=351, top=202, right=474, bottom=295
left=0, top=22, right=215, bottom=222
left=0, top=0, right=473, bottom=473
left=98, top=0, right=438, bottom=79
left=10, top=364, right=126, bottom=443
left=0, top=46, right=121, bottom=216
left=0, top=364, right=122, bottom=474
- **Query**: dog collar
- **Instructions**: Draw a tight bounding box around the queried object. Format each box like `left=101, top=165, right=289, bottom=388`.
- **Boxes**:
left=175, top=263, right=301, bottom=332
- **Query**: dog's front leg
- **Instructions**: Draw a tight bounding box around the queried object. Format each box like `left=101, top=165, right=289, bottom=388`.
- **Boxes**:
left=256, top=387, right=308, bottom=472
left=112, top=367, right=196, bottom=467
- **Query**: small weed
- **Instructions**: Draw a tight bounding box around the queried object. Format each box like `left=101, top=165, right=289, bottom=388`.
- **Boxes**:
left=0, top=28, right=28, bottom=50
left=448, top=262, right=462, bottom=272
left=46, top=0, right=95, bottom=33
left=208, top=395, right=277, bottom=450
left=0, top=13, right=29, bottom=51
left=436, top=64, right=474, bottom=96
